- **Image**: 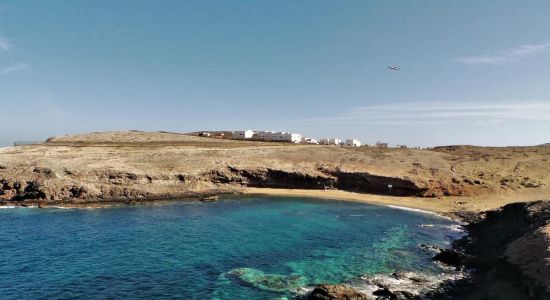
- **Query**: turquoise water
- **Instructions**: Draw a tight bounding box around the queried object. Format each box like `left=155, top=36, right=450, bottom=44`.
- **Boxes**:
left=0, top=196, right=461, bottom=299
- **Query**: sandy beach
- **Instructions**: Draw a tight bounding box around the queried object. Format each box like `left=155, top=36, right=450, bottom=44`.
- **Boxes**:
left=242, top=187, right=549, bottom=216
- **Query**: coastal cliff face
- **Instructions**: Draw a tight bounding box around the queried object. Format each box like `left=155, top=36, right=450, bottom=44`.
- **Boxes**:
left=432, top=201, right=550, bottom=299
left=0, top=131, right=549, bottom=207
left=506, top=224, right=550, bottom=294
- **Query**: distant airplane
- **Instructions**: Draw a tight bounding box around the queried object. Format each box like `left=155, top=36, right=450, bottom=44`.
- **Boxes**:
left=388, top=65, right=400, bottom=71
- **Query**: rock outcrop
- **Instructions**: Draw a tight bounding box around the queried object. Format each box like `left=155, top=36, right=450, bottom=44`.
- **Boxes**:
left=432, top=249, right=467, bottom=269
left=222, top=166, right=426, bottom=196
left=432, top=201, right=550, bottom=299
left=506, top=224, right=550, bottom=294
left=307, top=284, right=371, bottom=300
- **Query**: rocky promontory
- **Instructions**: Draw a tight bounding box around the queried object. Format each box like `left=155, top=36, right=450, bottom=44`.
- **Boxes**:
left=306, top=201, right=550, bottom=299
left=434, top=200, right=550, bottom=299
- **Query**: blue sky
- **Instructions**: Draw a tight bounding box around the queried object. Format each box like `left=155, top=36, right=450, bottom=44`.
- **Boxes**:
left=0, top=1, right=549, bottom=147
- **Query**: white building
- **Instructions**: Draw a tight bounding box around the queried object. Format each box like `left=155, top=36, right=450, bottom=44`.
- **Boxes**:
left=319, top=138, right=342, bottom=145
left=253, top=131, right=302, bottom=143
left=288, top=133, right=303, bottom=143
left=303, top=138, right=319, bottom=144
left=232, top=130, right=302, bottom=143
left=232, top=130, right=254, bottom=139
left=345, top=139, right=362, bottom=147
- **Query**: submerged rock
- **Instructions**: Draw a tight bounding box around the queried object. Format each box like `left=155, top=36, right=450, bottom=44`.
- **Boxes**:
left=226, top=267, right=306, bottom=292
left=307, top=284, right=371, bottom=300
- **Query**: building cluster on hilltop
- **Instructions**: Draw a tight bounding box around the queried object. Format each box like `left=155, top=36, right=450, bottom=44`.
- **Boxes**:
left=195, top=129, right=413, bottom=148
left=229, top=129, right=372, bottom=147
left=232, top=130, right=303, bottom=143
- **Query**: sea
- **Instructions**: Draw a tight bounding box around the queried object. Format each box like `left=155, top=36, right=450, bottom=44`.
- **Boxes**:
left=0, top=196, right=463, bottom=299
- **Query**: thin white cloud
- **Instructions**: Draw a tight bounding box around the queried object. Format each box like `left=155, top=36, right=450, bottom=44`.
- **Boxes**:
left=0, top=63, right=29, bottom=75
left=454, top=43, right=550, bottom=66
left=301, top=102, right=550, bottom=126
left=0, top=35, right=10, bottom=51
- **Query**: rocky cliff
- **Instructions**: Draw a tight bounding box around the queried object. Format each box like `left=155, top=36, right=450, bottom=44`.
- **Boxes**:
left=431, top=200, right=550, bottom=299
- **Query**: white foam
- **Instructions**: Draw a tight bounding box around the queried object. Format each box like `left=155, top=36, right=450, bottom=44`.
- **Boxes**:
left=354, top=271, right=466, bottom=298
left=48, top=205, right=107, bottom=210
left=442, top=224, right=465, bottom=232
left=297, top=270, right=467, bottom=299
left=386, top=205, right=440, bottom=216
left=419, top=223, right=465, bottom=233
left=386, top=205, right=458, bottom=222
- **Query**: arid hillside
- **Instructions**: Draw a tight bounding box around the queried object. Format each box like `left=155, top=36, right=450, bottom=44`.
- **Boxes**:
left=1, top=131, right=549, bottom=211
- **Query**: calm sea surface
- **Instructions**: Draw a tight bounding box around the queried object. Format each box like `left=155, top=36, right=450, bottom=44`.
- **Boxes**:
left=0, top=196, right=461, bottom=299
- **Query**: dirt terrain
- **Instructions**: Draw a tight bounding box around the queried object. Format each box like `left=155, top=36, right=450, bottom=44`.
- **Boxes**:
left=0, top=130, right=549, bottom=213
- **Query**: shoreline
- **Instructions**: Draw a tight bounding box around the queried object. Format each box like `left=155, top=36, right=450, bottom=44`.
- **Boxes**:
left=3, top=186, right=548, bottom=222
left=243, top=187, right=450, bottom=213
left=242, top=187, right=550, bottom=219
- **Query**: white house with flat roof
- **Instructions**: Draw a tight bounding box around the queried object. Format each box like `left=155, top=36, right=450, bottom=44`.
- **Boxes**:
left=232, top=130, right=254, bottom=139
left=319, top=138, right=342, bottom=145
left=232, top=130, right=302, bottom=143
left=254, top=131, right=302, bottom=143
left=345, top=139, right=362, bottom=147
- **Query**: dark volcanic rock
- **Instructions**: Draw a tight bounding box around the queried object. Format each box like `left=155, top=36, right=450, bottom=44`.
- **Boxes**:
left=12, top=180, right=46, bottom=201
left=328, top=171, right=426, bottom=196
left=433, top=249, right=466, bottom=269
left=227, top=166, right=336, bottom=190
left=373, top=288, right=393, bottom=298
left=69, top=186, right=87, bottom=198
left=394, top=290, right=417, bottom=299
left=226, top=166, right=427, bottom=196
left=373, top=287, right=418, bottom=300
left=449, top=210, right=485, bottom=223
left=432, top=200, right=550, bottom=300
left=308, top=284, right=371, bottom=300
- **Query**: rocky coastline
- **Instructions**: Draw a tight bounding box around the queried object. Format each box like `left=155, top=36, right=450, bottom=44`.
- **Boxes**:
left=307, top=200, right=550, bottom=300
left=2, top=131, right=550, bottom=299
left=430, top=200, right=550, bottom=300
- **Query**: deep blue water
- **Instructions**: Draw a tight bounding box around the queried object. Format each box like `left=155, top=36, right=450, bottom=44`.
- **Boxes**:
left=0, top=196, right=461, bottom=299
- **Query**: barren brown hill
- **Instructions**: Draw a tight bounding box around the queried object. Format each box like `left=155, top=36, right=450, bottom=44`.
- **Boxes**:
left=1, top=131, right=549, bottom=213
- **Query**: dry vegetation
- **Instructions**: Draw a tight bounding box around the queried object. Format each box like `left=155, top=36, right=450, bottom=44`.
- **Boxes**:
left=1, top=131, right=549, bottom=212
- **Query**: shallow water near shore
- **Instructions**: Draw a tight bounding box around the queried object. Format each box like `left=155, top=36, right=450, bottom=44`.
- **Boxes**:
left=0, top=196, right=462, bottom=299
